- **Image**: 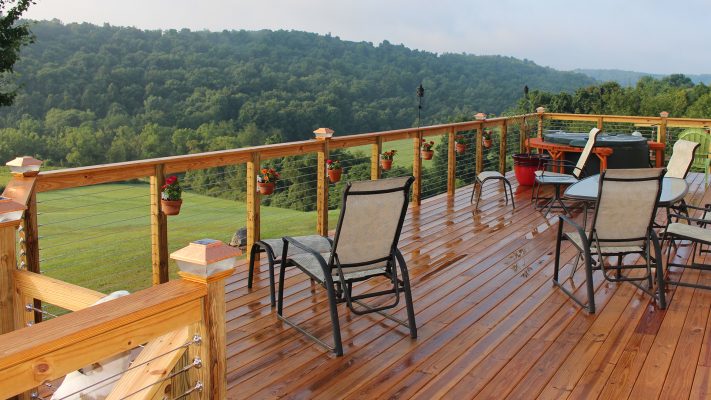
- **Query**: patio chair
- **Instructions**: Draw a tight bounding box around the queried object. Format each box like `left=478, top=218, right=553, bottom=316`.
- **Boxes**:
left=533, top=127, right=601, bottom=216
left=277, top=176, right=417, bottom=356
left=663, top=139, right=700, bottom=222
left=677, top=130, right=710, bottom=186
left=662, top=203, right=711, bottom=290
left=553, top=168, right=667, bottom=313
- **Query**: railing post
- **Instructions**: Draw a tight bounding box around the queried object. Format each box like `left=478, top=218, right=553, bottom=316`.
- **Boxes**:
left=412, top=131, right=422, bottom=206
left=447, top=127, right=456, bottom=196
left=246, top=152, right=261, bottom=266
left=519, top=116, right=527, bottom=153
left=0, top=198, right=26, bottom=335
left=371, top=136, right=383, bottom=180
left=20, top=191, right=42, bottom=323
left=150, top=164, right=169, bottom=285
left=536, top=107, right=545, bottom=138
left=659, top=111, right=669, bottom=163
left=173, top=241, right=237, bottom=400
left=499, top=120, right=508, bottom=174
left=315, top=128, right=332, bottom=236
left=597, top=116, right=604, bottom=130
left=476, top=125, right=483, bottom=175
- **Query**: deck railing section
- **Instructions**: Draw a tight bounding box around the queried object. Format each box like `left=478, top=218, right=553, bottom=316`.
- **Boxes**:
left=2, top=110, right=711, bottom=397
left=11, top=112, right=711, bottom=294
left=0, top=182, right=229, bottom=398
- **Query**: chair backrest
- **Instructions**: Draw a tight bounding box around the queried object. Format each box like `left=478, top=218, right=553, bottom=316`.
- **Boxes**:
left=678, top=130, right=710, bottom=171
left=591, top=168, right=664, bottom=247
left=574, top=128, right=602, bottom=179
left=330, top=176, right=414, bottom=271
left=666, top=139, right=700, bottom=179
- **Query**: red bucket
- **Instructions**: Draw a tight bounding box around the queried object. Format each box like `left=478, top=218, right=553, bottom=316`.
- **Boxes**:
left=513, top=153, right=548, bottom=186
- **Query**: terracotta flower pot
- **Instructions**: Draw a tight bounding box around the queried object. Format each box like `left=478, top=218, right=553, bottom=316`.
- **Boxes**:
left=483, top=139, right=493, bottom=149
left=328, top=168, right=342, bottom=183
left=455, top=143, right=467, bottom=154
left=421, top=150, right=434, bottom=160
left=161, top=199, right=183, bottom=216
left=257, top=182, right=275, bottom=195
left=380, top=159, right=393, bottom=170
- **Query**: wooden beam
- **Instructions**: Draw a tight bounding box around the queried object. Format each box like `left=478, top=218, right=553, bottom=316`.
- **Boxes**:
left=0, top=280, right=205, bottom=399
left=412, top=133, right=422, bottom=206
left=316, top=140, right=329, bottom=236
left=519, top=116, right=527, bottom=153
left=499, top=120, right=508, bottom=174
left=659, top=113, right=668, bottom=163
left=246, top=152, right=260, bottom=267
left=537, top=113, right=544, bottom=138
left=13, top=269, right=105, bottom=311
left=371, top=136, right=383, bottom=180
left=106, top=327, right=190, bottom=400
left=0, top=225, right=18, bottom=336
left=597, top=116, right=604, bottom=130
left=150, top=164, right=169, bottom=285
left=21, top=191, right=41, bottom=323
left=476, top=126, right=484, bottom=175
left=447, top=127, right=456, bottom=196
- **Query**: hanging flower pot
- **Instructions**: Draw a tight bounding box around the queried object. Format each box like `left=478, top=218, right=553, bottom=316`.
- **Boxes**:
left=483, top=139, right=493, bottom=149
left=420, top=139, right=435, bottom=160
left=161, top=175, right=183, bottom=216
left=161, top=199, right=183, bottom=216
left=380, top=149, right=397, bottom=171
left=483, top=130, right=493, bottom=149
left=257, top=167, right=280, bottom=195
left=326, top=159, right=342, bottom=183
left=257, top=182, right=275, bottom=195
left=328, top=168, right=342, bottom=183
left=455, top=143, right=467, bottom=154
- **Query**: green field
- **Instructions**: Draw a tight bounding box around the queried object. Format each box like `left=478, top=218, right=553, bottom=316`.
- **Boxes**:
left=37, top=183, right=339, bottom=296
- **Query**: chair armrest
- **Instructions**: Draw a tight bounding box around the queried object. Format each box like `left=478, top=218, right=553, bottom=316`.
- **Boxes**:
left=558, top=215, right=588, bottom=249
left=282, top=236, right=331, bottom=281
left=668, top=213, right=711, bottom=226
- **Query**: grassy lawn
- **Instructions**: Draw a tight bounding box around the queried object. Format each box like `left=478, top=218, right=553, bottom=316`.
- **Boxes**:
left=37, top=182, right=339, bottom=296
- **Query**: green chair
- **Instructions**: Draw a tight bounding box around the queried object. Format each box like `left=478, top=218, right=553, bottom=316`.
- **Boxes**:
left=678, top=129, right=711, bottom=187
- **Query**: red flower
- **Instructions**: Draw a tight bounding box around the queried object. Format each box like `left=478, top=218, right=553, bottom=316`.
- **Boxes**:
left=326, top=159, right=332, bottom=164
left=165, top=176, right=178, bottom=185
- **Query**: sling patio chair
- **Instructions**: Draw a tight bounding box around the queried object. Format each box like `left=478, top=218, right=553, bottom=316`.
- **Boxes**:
left=277, top=176, right=417, bottom=356
left=662, top=203, right=711, bottom=290
left=533, top=127, right=601, bottom=216
left=677, top=130, right=710, bottom=187
left=553, top=168, right=667, bottom=313
left=663, top=139, right=700, bottom=223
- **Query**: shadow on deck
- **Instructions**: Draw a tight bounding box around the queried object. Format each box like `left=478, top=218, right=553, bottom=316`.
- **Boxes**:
left=224, top=172, right=711, bottom=399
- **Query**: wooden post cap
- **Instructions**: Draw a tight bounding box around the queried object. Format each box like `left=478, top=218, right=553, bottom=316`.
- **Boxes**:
left=474, top=113, right=487, bottom=120
left=6, top=156, right=42, bottom=177
left=660, top=111, right=669, bottom=118
left=171, top=239, right=240, bottom=280
left=314, top=128, right=335, bottom=140
left=536, top=107, right=546, bottom=114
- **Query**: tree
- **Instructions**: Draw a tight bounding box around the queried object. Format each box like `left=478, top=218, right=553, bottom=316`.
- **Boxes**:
left=0, top=0, right=35, bottom=106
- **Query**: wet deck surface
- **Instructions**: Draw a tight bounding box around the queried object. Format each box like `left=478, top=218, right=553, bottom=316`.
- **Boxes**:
left=224, top=172, right=711, bottom=399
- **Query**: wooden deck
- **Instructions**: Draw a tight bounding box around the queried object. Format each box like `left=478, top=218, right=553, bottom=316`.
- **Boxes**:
left=223, top=172, right=711, bottom=399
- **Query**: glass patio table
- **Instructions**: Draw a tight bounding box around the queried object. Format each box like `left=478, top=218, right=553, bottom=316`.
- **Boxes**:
left=564, top=175, right=688, bottom=206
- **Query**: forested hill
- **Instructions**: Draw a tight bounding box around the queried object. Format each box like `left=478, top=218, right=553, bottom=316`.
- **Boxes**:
left=0, top=20, right=594, bottom=167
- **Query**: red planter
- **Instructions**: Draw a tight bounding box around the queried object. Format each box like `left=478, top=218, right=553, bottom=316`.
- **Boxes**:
left=328, top=168, right=342, bottom=183
left=257, top=182, right=275, bottom=195
left=455, top=143, right=467, bottom=154
left=421, top=150, right=434, bottom=160
left=513, top=153, right=547, bottom=186
left=483, top=139, right=493, bottom=149
left=161, top=199, right=182, bottom=216
left=380, top=159, right=393, bottom=170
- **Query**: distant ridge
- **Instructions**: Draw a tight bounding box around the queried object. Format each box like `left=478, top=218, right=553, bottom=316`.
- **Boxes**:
left=575, top=68, right=711, bottom=87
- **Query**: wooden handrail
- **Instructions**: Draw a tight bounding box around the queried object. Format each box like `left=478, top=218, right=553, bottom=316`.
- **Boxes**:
left=0, top=279, right=206, bottom=398
left=13, top=269, right=105, bottom=311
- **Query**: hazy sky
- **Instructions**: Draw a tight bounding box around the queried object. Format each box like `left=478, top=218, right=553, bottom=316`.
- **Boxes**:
left=24, top=0, right=711, bottom=75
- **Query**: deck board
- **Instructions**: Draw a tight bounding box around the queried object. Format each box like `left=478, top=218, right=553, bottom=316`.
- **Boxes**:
left=224, top=172, right=711, bottom=399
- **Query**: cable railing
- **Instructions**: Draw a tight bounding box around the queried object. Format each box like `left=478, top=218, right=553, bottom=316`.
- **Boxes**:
left=2, top=110, right=711, bottom=397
